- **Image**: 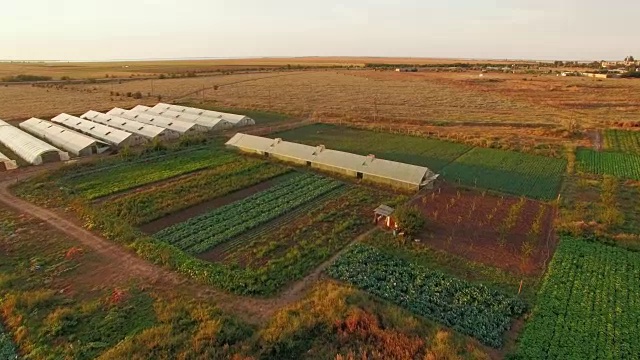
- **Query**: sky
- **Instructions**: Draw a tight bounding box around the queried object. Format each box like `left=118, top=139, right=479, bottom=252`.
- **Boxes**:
left=1, top=0, right=638, bottom=61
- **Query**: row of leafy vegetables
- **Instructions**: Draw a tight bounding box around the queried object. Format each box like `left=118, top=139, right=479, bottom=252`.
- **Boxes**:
left=514, top=236, right=640, bottom=359
left=0, top=324, right=18, bottom=359
left=327, top=244, right=527, bottom=348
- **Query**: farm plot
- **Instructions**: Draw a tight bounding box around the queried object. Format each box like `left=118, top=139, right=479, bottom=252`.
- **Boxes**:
left=604, top=129, right=640, bottom=154
left=412, top=184, right=555, bottom=274
left=274, top=123, right=472, bottom=171
left=63, top=146, right=236, bottom=199
left=201, top=187, right=388, bottom=291
left=327, top=244, right=527, bottom=348
left=576, top=148, right=640, bottom=180
left=103, top=159, right=289, bottom=225
left=155, top=173, right=344, bottom=254
left=441, top=147, right=566, bottom=200
left=516, top=236, right=640, bottom=359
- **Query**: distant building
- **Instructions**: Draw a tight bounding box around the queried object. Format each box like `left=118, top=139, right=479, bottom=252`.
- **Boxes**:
left=395, top=68, right=418, bottom=73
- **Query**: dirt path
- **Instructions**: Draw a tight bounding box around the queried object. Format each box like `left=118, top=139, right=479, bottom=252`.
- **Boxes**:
left=278, top=227, right=376, bottom=301
left=0, top=171, right=373, bottom=324
left=591, top=129, right=604, bottom=151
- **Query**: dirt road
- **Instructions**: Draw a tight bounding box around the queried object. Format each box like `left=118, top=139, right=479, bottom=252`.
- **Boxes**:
left=0, top=172, right=367, bottom=324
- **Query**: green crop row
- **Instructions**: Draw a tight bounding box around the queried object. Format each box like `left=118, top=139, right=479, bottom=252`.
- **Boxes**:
left=156, top=173, right=344, bottom=254
left=604, top=129, right=640, bottom=154
left=515, top=236, right=640, bottom=359
left=0, top=324, right=17, bottom=360
left=577, top=148, right=640, bottom=180
left=65, top=148, right=237, bottom=199
left=441, top=147, right=566, bottom=200
left=327, top=244, right=527, bottom=348
left=103, top=160, right=289, bottom=225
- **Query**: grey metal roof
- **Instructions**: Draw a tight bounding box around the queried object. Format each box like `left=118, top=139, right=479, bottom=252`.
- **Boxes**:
left=226, top=133, right=276, bottom=151
left=19, top=118, right=109, bottom=156
left=0, top=119, right=69, bottom=165
left=81, top=110, right=167, bottom=140
left=374, top=204, right=395, bottom=217
left=268, top=138, right=317, bottom=162
left=152, top=103, right=255, bottom=126
left=131, top=106, right=232, bottom=131
left=107, top=108, right=205, bottom=134
left=51, top=113, right=133, bottom=147
left=225, top=133, right=437, bottom=187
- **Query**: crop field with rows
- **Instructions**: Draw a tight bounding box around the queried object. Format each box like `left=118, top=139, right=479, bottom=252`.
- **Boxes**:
left=516, top=236, right=640, bottom=359
left=62, top=146, right=236, bottom=199
left=156, top=173, right=344, bottom=254
left=411, top=184, right=554, bottom=274
left=604, top=129, right=640, bottom=154
left=441, top=147, right=566, bottom=200
left=328, top=244, right=527, bottom=348
left=103, top=160, right=288, bottom=225
left=205, top=187, right=389, bottom=292
left=274, top=123, right=472, bottom=171
left=576, top=148, right=640, bottom=180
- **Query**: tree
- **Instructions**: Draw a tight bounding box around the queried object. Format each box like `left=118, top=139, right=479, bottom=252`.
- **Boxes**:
left=394, top=205, right=425, bottom=237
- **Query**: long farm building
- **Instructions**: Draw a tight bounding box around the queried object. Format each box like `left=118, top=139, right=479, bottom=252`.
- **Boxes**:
left=0, top=119, right=69, bottom=165
left=20, top=118, right=110, bottom=157
left=226, top=133, right=438, bottom=191
left=51, top=114, right=146, bottom=148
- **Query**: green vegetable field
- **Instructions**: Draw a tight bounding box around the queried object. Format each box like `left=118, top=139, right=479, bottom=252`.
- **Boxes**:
left=0, top=324, right=17, bottom=360
left=441, top=147, right=566, bottom=199
left=516, top=236, right=640, bottom=359
left=64, top=147, right=236, bottom=199
left=604, top=129, right=640, bottom=154
left=577, top=148, right=640, bottom=180
left=104, top=160, right=289, bottom=225
left=274, top=123, right=472, bottom=171
left=156, top=173, right=344, bottom=254
left=327, top=244, right=527, bottom=348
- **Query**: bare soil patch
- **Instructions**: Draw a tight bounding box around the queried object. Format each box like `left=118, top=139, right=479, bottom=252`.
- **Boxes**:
left=411, top=183, right=556, bottom=275
left=139, top=175, right=283, bottom=234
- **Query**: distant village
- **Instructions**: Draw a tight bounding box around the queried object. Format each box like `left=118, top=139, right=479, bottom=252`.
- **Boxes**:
left=388, top=56, right=640, bottom=79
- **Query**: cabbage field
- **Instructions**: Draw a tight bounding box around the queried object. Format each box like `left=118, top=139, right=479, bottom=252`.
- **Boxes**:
left=156, top=173, right=344, bottom=254
left=577, top=148, right=640, bottom=180
left=516, top=236, right=640, bottom=359
left=327, top=244, right=527, bottom=348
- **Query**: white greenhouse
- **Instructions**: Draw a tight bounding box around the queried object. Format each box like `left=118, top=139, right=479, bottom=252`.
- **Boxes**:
left=0, top=119, right=69, bottom=165
left=0, top=151, right=18, bottom=171
left=20, top=118, right=110, bottom=157
left=152, top=103, right=255, bottom=127
left=131, top=106, right=233, bottom=132
left=107, top=108, right=208, bottom=134
left=81, top=110, right=179, bottom=141
left=51, top=114, right=145, bottom=148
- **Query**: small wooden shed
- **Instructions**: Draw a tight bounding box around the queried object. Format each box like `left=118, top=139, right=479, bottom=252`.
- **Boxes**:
left=374, top=204, right=397, bottom=229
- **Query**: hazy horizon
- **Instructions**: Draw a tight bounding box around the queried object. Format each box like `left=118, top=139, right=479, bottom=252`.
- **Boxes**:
left=2, top=0, right=638, bottom=61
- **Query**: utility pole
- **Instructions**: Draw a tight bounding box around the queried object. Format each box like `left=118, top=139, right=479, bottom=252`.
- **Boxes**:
left=150, top=79, right=154, bottom=95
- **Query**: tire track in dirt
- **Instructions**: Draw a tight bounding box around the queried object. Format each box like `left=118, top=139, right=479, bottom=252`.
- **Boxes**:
left=0, top=168, right=371, bottom=324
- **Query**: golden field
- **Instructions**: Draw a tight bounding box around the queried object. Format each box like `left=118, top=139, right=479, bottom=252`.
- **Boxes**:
left=1, top=61, right=639, bottom=134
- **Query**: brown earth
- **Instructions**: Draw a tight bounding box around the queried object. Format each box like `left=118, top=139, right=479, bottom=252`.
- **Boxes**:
left=411, top=183, right=556, bottom=275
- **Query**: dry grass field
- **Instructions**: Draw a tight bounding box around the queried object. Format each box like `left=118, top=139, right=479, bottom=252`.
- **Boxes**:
left=0, top=56, right=529, bottom=80
left=1, top=60, right=639, bottom=134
